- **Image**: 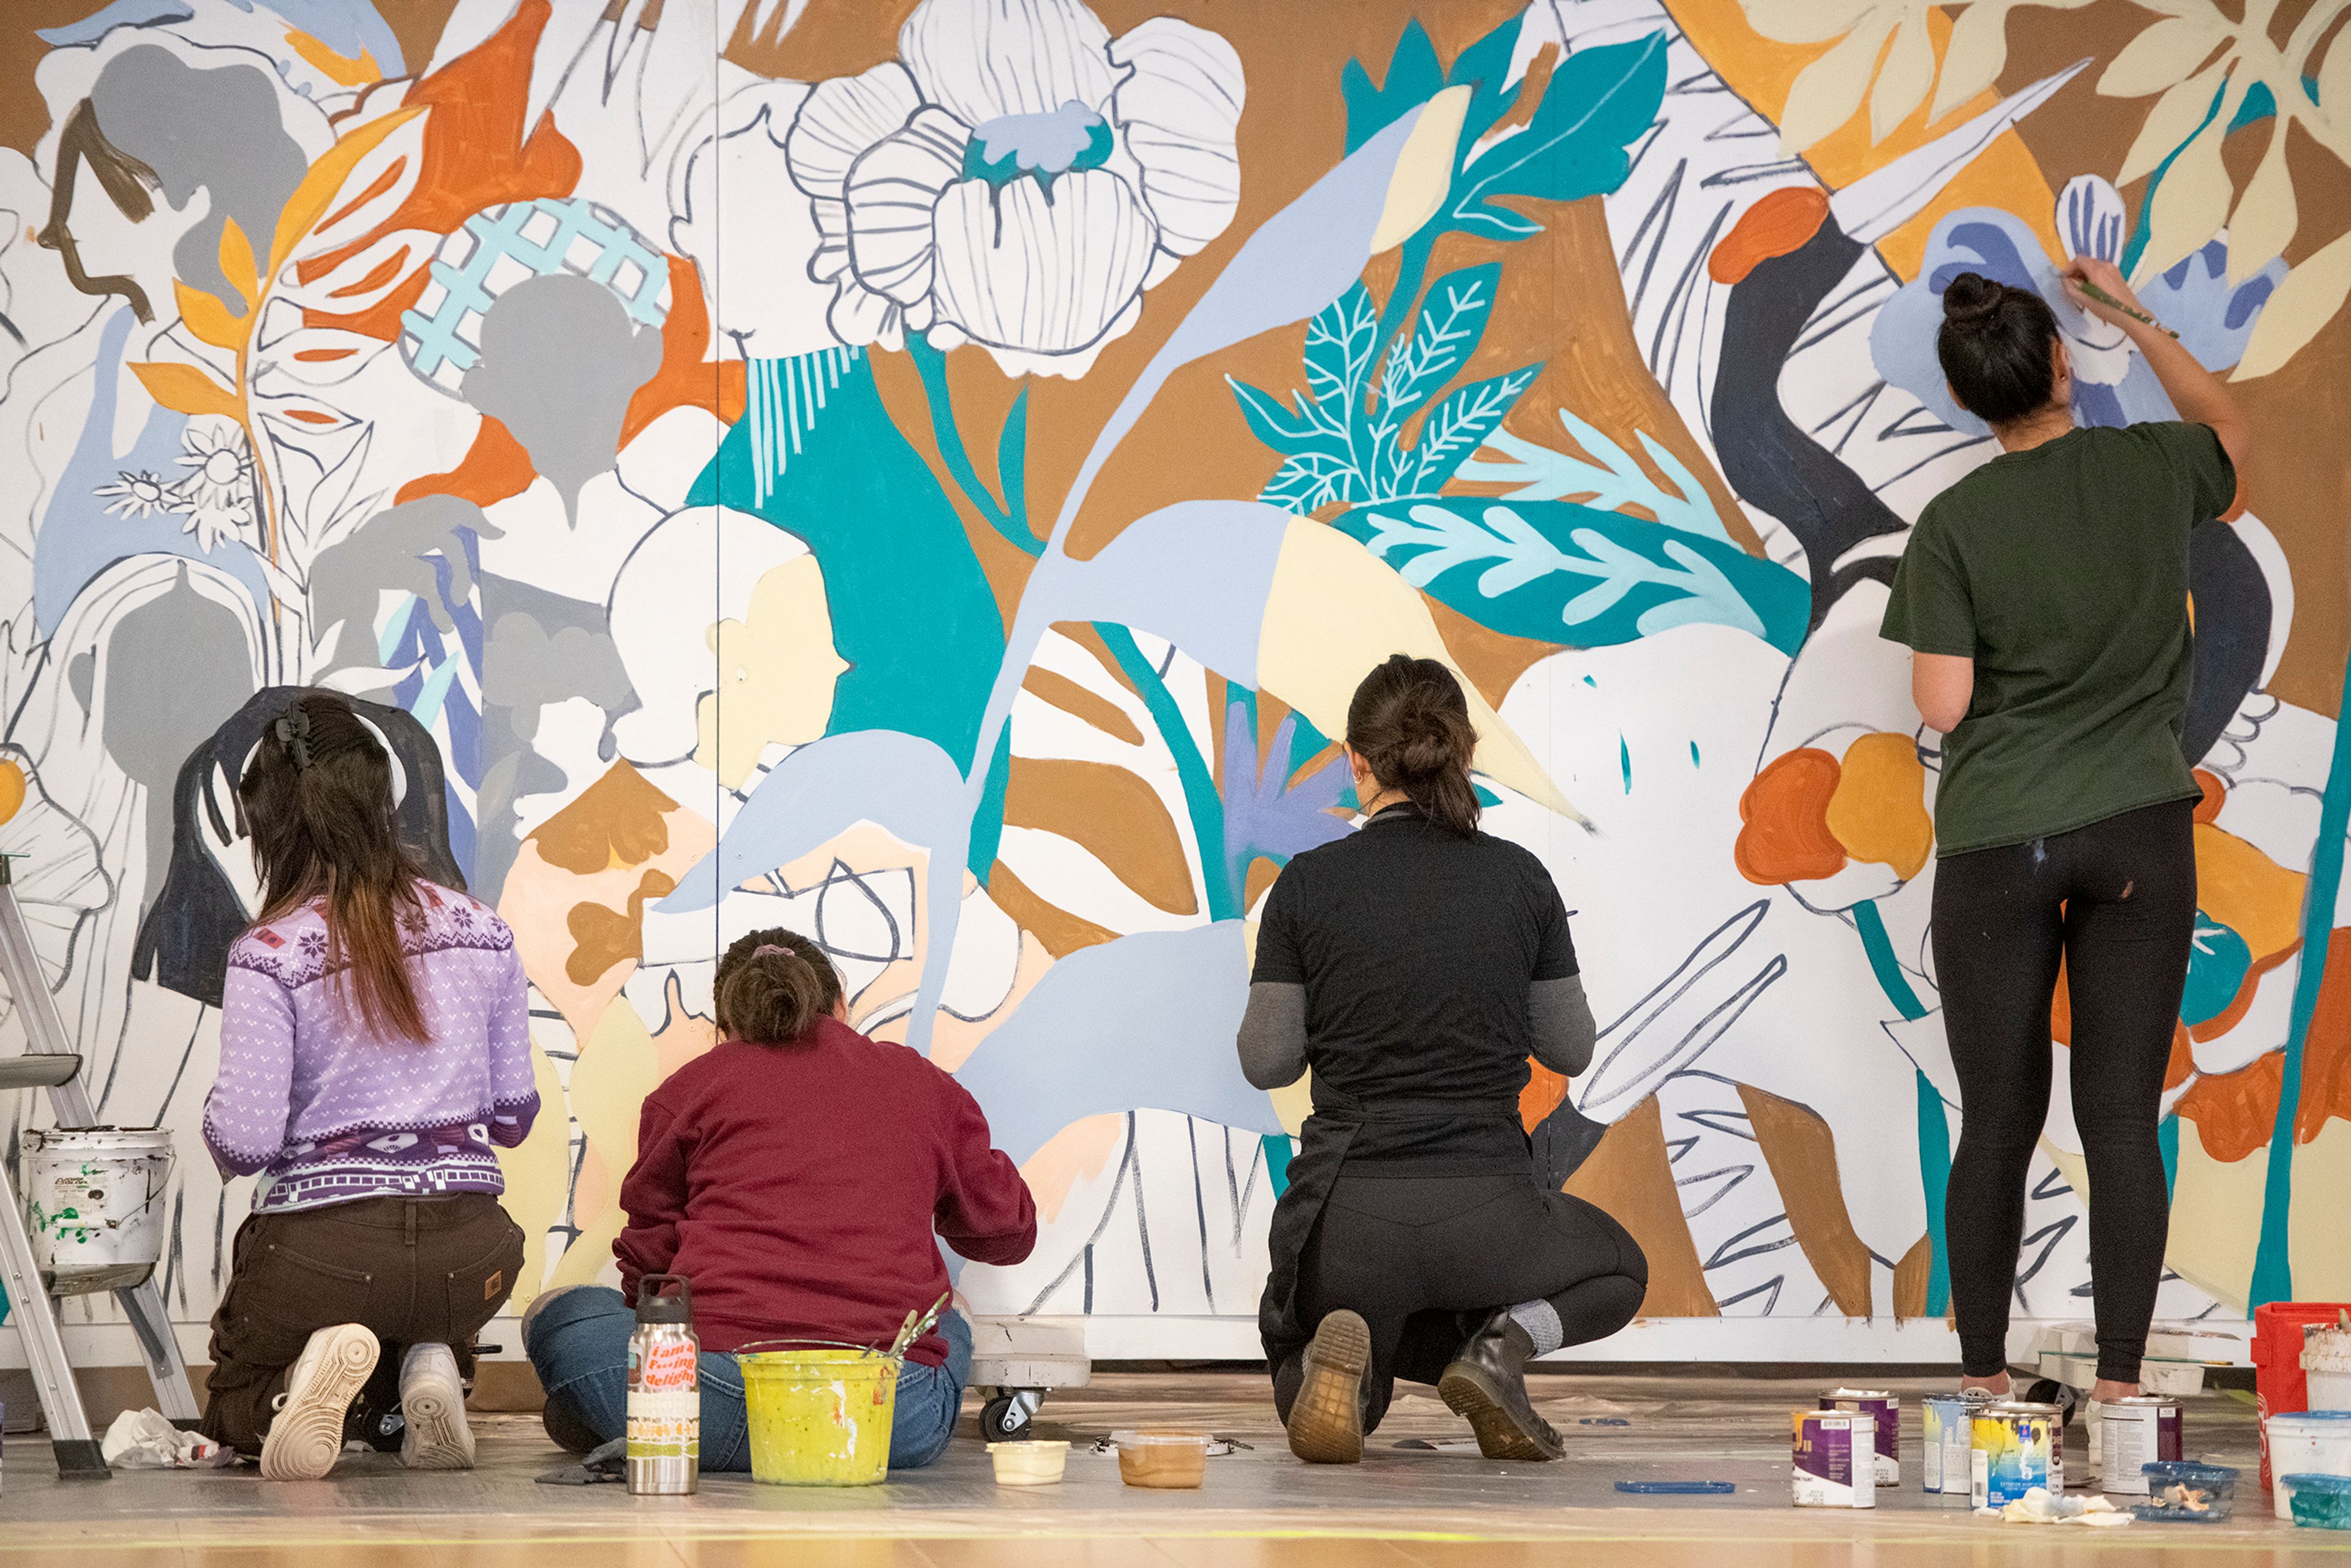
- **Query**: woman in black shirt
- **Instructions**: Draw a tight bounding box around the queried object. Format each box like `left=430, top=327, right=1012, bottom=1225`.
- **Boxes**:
left=1242, top=655, right=1648, bottom=1464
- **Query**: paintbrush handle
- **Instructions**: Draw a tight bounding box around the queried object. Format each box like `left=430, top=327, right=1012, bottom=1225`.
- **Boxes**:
left=2079, top=279, right=2180, bottom=340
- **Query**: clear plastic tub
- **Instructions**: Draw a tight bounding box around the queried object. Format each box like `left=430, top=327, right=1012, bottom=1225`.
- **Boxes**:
left=986, top=1440, right=1069, bottom=1486
left=1111, top=1429, right=1211, bottom=1489
left=2284, top=1472, right=2351, bottom=1529
left=2132, top=1461, right=2238, bottom=1523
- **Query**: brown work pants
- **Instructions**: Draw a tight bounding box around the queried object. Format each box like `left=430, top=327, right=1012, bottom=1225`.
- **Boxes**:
left=201, top=1194, right=525, bottom=1455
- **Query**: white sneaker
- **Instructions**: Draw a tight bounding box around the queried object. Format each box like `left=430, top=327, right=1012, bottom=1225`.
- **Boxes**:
left=399, top=1341, right=475, bottom=1470
left=260, top=1324, right=380, bottom=1481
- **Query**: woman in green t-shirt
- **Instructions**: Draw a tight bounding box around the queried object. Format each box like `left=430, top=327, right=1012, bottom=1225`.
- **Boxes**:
left=1881, top=258, right=2251, bottom=1413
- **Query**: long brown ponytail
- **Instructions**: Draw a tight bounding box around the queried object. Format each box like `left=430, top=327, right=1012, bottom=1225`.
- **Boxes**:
left=714, top=928, right=845, bottom=1043
left=238, top=694, right=430, bottom=1041
left=1344, top=654, right=1482, bottom=838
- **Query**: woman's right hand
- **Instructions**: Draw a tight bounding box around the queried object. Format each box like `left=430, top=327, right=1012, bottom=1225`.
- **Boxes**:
left=2061, top=256, right=2155, bottom=333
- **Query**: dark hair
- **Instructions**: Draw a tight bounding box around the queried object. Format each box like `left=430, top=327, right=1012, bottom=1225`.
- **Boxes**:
left=1937, top=271, right=2061, bottom=426
left=714, top=928, right=844, bottom=1043
left=1344, top=655, right=1480, bottom=838
left=238, top=694, right=430, bottom=1041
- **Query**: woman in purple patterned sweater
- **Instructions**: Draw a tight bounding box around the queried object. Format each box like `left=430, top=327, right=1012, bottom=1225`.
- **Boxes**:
left=198, top=694, right=539, bottom=1480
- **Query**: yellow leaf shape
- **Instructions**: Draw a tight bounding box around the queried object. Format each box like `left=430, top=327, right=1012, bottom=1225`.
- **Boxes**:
left=216, top=217, right=258, bottom=309
left=269, top=105, right=426, bottom=273
left=1825, top=730, right=1932, bottom=879
left=285, top=28, right=381, bottom=86
left=2233, top=229, right=2351, bottom=381
left=173, top=279, right=249, bottom=351
left=127, top=360, right=241, bottom=421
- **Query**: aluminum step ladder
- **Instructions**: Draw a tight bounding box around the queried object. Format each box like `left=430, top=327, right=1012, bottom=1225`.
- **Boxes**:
left=0, top=853, right=201, bottom=1476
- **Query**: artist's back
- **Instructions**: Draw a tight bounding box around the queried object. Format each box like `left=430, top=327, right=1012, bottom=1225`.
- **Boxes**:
left=1881, top=420, right=2237, bottom=856
left=613, top=1016, right=1035, bottom=1364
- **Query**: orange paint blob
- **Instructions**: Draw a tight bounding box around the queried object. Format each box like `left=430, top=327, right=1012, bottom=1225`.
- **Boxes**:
left=1734, top=748, right=1845, bottom=885
left=0, top=760, right=24, bottom=826
left=1826, top=731, right=1933, bottom=880
left=2192, top=768, right=2226, bottom=823
left=1707, top=187, right=1829, bottom=285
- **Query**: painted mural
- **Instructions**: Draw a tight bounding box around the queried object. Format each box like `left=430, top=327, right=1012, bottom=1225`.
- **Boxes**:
left=1, top=0, right=2347, bottom=1348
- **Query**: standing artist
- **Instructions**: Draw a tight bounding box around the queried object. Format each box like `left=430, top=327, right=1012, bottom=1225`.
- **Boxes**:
left=1243, top=655, right=1648, bottom=1465
left=1882, top=258, right=2252, bottom=1408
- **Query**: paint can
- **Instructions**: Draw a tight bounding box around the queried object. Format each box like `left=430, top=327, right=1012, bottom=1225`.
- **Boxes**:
left=2095, top=1395, right=2182, bottom=1494
left=21, top=1127, right=174, bottom=1296
left=1971, top=1401, right=2063, bottom=1509
left=1820, top=1388, right=1899, bottom=1485
left=1922, top=1391, right=1989, bottom=1497
left=1792, top=1410, right=1875, bottom=1509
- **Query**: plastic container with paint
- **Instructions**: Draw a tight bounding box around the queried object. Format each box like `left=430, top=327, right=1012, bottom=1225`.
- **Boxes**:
left=1111, top=1430, right=1210, bottom=1489
left=986, top=1440, right=1069, bottom=1487
left=2132, top=1460, right=2236, bottom=1523
left=2285, top=1472, right=2351, bottom=1529
left=738, top=1345, right=899, bottom=1487
left=2267, top=1412, right=2351, bottom=1520
left=22, top=1127, right=173, bottom=1295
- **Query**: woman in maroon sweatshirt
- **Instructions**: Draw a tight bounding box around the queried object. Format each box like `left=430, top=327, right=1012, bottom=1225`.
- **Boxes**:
left=521, top=928, right=1037, bottom=1469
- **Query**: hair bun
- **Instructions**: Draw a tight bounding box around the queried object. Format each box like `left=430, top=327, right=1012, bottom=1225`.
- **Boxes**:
left=1941, top=271, right=2003, bottom=326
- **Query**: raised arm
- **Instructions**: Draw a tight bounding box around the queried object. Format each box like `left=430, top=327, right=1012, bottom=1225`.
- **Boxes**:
left=2063, top=256, right=2252, bottom=487
left=204, top=958, right=296, bottom=1177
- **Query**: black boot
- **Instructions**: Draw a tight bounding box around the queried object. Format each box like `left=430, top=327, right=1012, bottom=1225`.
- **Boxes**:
left=1287, top=1309, right=1371, bottom=1463
left=1438, top=1309, right=1564, bottom=1461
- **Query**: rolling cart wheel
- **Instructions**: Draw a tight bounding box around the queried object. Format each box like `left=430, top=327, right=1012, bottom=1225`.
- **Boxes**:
left=2023, top=1378, right=2078, bottom=1427
left=981, top=1395, right=1031, bottom=1441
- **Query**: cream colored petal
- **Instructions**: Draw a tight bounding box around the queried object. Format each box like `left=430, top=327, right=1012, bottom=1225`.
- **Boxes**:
left=1370, top=84, right=1470, bottom=255
left=2118, top=66, right=2226, bottom=184
left=695, top=555, right=850, bottom=790
left=930, top=168, right=1158, bottom=361
left=845, top=107, right=967, bottom=306
left=2233, top=228, right=2351, bottom=381
left=2135, top=110, right=2231, bottom=283
left=1869, top=15, right=1935, bottom=142
left=1106, top=17, right=1243, bottom=258
left=2098, top=13, right=2224, bottom=100
left=786, top=60, right=922, bottom=202
left=2226, top=125, right=2297, bottom=281
left=899, top=0, right=1121, bottom=126
left=1741, top=0, right=1880, bottom=46
left=1928, top=1, right=2010, bottom=122
left=1777, top=10, right=1898, bottom=153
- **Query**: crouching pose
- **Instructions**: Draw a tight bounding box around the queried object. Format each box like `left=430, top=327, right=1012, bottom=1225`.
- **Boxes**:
left=1246, top=656, right=1648, bottom=1463
left=523, top=930, right=1037, bottom=1470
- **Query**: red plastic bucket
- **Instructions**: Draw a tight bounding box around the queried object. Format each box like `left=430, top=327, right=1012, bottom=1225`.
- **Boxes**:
left=2253, top=1302, right=2351, bottom=1491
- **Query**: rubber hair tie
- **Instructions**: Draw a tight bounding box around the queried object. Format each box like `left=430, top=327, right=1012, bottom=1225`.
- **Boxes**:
left=752, top=943, right=789, bottom=959
left=272, top=710, right=314, bottom=772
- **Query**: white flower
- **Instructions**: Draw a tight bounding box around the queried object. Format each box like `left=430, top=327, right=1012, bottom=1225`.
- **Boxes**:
left=786, top=0, right=1244, bottom=378
left=179, top=500, right=255, bottom=555
left=176, top=421, right=255, bottom=515
left=93, top=471, right=179, bottom=519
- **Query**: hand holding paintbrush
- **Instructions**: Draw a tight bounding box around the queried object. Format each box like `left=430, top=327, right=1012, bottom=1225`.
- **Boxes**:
left=2061, top=255, right=2178, bottom=339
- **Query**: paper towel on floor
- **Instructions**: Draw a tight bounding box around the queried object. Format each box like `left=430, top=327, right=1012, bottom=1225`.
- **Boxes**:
left=1985, top=1487, right=2130, bottom=1526
left=101, top=1408, right=236, bottom=1468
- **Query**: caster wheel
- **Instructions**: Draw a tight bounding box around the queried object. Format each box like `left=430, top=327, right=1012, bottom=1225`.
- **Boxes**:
left=2023, top=1378, right=2078, bottom=1427
left=981, top=1395, right=1031, bottom=1441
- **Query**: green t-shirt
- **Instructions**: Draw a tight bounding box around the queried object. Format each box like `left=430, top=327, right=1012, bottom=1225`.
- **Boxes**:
left=1880, top=421, right=2237, bottom=858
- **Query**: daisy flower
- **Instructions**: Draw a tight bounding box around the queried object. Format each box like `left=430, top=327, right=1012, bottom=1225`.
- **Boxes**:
left=94, top=471, right=177, bottom=519
left=176, top=422, right=253, bottom=514
left=179, top=498, right=253, bottom=555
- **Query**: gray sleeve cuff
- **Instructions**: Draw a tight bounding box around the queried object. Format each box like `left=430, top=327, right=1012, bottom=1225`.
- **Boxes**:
left=1237, top=981, right=1308, bottom=1090
left=1530, top=974, right=1595, bottom=1078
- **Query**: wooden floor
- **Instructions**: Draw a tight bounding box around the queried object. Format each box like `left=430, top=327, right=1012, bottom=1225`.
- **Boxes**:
left=4, top=1371, right=2345, bottom=1564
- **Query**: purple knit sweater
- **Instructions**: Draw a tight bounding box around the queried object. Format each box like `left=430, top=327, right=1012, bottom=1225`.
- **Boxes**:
left=203, top=882, right=540, bottom=1212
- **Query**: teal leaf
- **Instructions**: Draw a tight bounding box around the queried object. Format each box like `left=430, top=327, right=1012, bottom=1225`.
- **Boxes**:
left=1452, top=200, right=1546, bottom=241
left=997, top=386, right=1033, bottom=544
left=1342, top=20, right=1443, bottom=154
left=1455, top=34, right=1666, bottom=209
left=1335, top=498, right=1809, bottom=655
left=1259, top=452, right=1363, bottom=512
left=1411, top=364, right=1540, bottom=491
left=1378, top=263, right=1500, bottom=421
left=2181, top=912, right=2253, bottom=1028
left=1302, top=283, right=1381, bottom=416
left=1449, top=12, right=1528, bottom=144
left=1227, top=375, right=1350, bottom=459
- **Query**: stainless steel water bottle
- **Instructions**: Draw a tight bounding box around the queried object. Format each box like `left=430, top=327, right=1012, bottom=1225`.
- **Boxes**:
left=626, top=1273, right=698, bottom=1495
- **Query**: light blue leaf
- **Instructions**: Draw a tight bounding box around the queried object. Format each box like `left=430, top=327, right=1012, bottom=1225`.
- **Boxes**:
left=1411, top=364, right=1539, bottom=491
left=1458, top=407, right=1725, bottom=540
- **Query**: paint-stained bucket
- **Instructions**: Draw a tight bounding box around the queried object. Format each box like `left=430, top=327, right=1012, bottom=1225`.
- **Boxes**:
left=738, top=1343, right=899, bottom=1486
left=1972, top=1401, right=2063, bottom=1509
left=1820, top=1389, right=1899, bottom=1485
left=1792, top=1410, right=1875, bottom=1508
left=22, top=1127, right=173, bottom=1296
left=1922, top=1392, right=1987, bottom=1497
left=2095, top=1395, right=2182, bottom=1493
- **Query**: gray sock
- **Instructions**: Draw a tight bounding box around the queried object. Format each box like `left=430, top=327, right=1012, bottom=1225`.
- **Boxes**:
left=1508, top=1299, right=1564, bottom=1357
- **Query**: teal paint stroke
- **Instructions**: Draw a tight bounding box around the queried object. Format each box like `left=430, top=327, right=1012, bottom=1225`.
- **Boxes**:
left=1263, top=1133, right=1296, bottom=1197
left=2159, top=1112, right=2180, bottom=1202
left=1856, top=897, right=1948, bottom=1312
left=1690, top=740, right=1700, bottom=767
left=686, top=350, right=1005, bottom=773
left=1619, top=736, right=1632, bottom=792
left=1095, top=621, right=1236, bottom=921
left=1853, top=898, right=1927, bottom=1021
left=2249, top=656, right=2351, bottom=1306
left=2121, top=81, right=2225, bottom=276
left=906, top=336, right=1039, bottom=556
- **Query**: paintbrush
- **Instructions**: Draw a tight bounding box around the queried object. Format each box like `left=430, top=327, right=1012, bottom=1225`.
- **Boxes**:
left=886, top=1292, right=950, bottom=1361
left=2076, top=277, right=2179, bottom=339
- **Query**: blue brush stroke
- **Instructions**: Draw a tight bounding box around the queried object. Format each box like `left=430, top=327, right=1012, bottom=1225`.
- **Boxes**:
left=37, top=0, right=190, bottom=46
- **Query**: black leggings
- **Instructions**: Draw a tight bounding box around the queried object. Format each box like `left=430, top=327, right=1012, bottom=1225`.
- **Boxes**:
left=1933, top=798, right=2196, bottom=1384
left=1271, top=1172, right=1648, bottom=1431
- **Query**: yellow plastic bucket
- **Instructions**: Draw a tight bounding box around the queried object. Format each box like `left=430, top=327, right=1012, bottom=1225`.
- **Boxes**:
left=739, top=1345, right=899, bottom=1486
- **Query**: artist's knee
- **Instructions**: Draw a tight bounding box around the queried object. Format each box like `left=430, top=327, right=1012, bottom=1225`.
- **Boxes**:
left=1583, top=1274, right=1648, bottom=1340
left=520, top=1284, right=631, bottom=1368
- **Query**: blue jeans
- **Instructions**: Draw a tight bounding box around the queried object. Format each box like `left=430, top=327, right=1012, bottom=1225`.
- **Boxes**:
left=522, top=1286, right=971, bottom=1472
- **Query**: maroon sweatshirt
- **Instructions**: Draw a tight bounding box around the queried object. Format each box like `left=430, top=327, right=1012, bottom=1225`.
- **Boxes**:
left=613, top=1018, right=1037, bottom=1364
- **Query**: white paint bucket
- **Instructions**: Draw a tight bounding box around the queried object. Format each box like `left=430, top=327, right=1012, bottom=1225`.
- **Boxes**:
left=2265, top=1411, right=2351, bottom=1521
left=2304, top=1326, right=2351, bottom=1416
left=22, top=1127, right=174, bottom=1296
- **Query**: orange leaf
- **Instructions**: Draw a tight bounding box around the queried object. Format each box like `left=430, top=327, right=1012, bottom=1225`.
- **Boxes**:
left=217, top=218, right=259, bottom=309
left=128, top=361, right=242, bottom=421
left=173, top=280, right=250, bottom=351
left=271, top=106, right=426, bottom=274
